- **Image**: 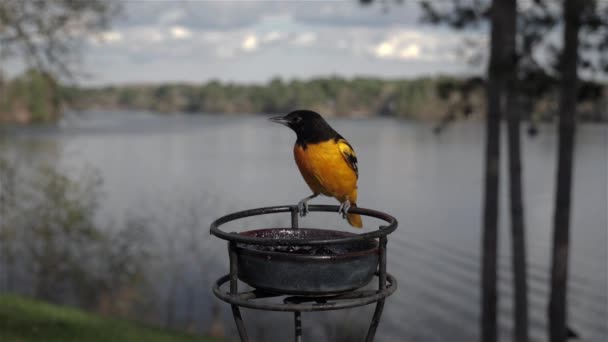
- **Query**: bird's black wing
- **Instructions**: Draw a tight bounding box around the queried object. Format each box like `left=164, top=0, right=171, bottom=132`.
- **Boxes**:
left=336, top=137, right=358, bottom=179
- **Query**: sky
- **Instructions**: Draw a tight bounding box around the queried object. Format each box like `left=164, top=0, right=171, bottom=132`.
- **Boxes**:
left=65, top=1, right=488, bottom=85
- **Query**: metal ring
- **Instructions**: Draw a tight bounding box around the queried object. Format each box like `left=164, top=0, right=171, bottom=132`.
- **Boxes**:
left=209, top=205, right=398, bottom=246
left=212, top=273, right=397, bottom=312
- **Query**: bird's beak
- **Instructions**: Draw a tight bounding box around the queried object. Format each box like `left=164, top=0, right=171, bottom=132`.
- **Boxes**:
left=269, top=115, right=290, bottom=126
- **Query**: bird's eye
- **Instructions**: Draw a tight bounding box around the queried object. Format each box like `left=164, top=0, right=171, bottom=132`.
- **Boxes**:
left=294, top=117, right=302, bottom=124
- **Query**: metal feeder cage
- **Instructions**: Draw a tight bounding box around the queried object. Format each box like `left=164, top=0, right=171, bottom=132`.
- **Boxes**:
left=210, top=204, right=398, bottom=342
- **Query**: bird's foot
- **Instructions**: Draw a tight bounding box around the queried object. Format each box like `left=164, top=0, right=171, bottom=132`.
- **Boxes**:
left=297, top=194, right=319, bottom=217
left=338, top=200, right=351, bottom=219
left=297, top=200, right=310, bottom=217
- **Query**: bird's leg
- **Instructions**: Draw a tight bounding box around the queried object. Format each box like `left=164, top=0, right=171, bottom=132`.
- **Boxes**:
left=338, top=200, right=351, bottom=219
left=297, top=193, right=318, bottom=217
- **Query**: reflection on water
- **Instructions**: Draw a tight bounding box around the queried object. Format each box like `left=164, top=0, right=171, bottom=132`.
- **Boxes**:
left=2, top=111, right=606, bottom=341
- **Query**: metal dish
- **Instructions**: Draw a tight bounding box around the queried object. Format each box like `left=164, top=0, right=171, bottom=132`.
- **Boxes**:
left=236, top=228, right=379, bottom=295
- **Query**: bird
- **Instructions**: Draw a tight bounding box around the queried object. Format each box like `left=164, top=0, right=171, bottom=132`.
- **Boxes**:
left=269, top=109, right=362, bottom=228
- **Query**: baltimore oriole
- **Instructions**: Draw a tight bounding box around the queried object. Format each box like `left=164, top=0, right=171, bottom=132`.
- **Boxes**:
left=270, top=110, right=362, bottom=228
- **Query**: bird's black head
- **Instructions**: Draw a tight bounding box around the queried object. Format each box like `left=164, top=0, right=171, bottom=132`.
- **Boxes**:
left=269, top=110, right=339, bottom=147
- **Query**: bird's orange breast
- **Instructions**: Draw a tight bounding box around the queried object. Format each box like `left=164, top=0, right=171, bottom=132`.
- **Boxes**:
left=293, top=141, right=358, bottom=203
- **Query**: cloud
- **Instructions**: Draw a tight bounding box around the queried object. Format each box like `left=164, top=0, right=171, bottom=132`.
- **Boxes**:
left=400, top=44, right=421, bottom=59
left=121, top=1, right=270, bottom=30
left=197, top=31, right=223, bottom=44
left=241, top=34, right=258, bottom=51
left=130, top=27, right=165, bottom=43
left=293, top=2, right=422, bottom=28
left=262, top=31, right=285, bottom=43
left=216, top=46, right=235, bottom=59
left=170, top=26, right=192, bottom=40
left=158, top=9, right=186, bottom=25
left=78, top=1, right=482, bottom=85
left=375, top=42, right=394, bottom=58
left=119, top=1, right=425, bottom=32
left=292, top=32, right=316, bottom=46
left=367, top=29, right=478, bottom=62
left=97, top=31, right=123, bottom=43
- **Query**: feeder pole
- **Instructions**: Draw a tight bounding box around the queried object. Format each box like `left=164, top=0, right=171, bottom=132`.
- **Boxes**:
left=365, top=234, right=388, bottom=342
left=291, top=206, right=299, bottom=229
left=229, top=241, right=249, bottom=342
left=294, top=311, right=303, bottom=342
left=292, top=206, right=301, bottom=341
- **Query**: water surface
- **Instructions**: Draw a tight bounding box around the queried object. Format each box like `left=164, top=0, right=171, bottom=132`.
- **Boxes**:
left=4, top=111, right=606, bottom=341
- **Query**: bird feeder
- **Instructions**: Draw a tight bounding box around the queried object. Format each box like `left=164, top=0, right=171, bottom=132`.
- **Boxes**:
left=210, top=204, right=397, bottom=342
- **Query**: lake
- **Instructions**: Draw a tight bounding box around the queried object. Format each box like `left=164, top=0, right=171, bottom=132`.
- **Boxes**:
left=2, top=111, right=606, bottom=341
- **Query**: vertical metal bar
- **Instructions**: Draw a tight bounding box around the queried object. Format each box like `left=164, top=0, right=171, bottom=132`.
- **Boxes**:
left=229, top=242, right=238, bottom=293
left=365, top=300, right=385, bottom=342
left=291, top=206, right=299, bottom=229
left=231, top=306, right=248, bottom=342
left=378, top=236, right=387, bottom=289
left=294, top=311, right=302, bottom=342
left=365, top=235, right=388, bottom=342
left=229, top=241, right=249, bottom=342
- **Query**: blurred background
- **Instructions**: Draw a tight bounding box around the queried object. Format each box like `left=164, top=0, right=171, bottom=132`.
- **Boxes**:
left=0, top=1, right=606, bottom=342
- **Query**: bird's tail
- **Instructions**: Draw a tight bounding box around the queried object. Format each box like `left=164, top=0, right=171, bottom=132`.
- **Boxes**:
left=347, top=203, right=363, bottom=228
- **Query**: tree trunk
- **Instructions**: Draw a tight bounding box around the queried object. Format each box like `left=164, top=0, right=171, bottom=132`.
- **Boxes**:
left=548, top=0, right=582, bottom=341
left=504, top=0, right=529, bottom=341
left=507, top=89, right=530, bottom=342
left=481, top=0, right=511, bottom=341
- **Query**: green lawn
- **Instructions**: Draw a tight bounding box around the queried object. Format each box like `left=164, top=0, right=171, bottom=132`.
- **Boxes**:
left=0, top=294, right=225, bottom=342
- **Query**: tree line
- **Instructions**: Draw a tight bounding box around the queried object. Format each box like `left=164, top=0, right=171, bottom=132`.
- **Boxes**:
left=1, top=70, right=605, bottom=124
left=62, top=76, right=473, bottom=119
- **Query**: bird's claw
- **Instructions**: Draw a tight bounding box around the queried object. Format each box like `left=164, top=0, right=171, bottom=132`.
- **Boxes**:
left=297, top=200, right=309, bottom=217
left=297, top=194, right=318, bottom=217
left=338, top=201, right=351, bottom=219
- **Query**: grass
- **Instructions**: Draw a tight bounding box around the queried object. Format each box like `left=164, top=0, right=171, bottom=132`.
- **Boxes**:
left=0, top=294, right=225, bottom=342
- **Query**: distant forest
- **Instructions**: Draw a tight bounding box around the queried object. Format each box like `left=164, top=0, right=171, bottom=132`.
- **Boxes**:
left=64, top=76, right=481, bottom=120
left=1, top=70, right=606, bottom=123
